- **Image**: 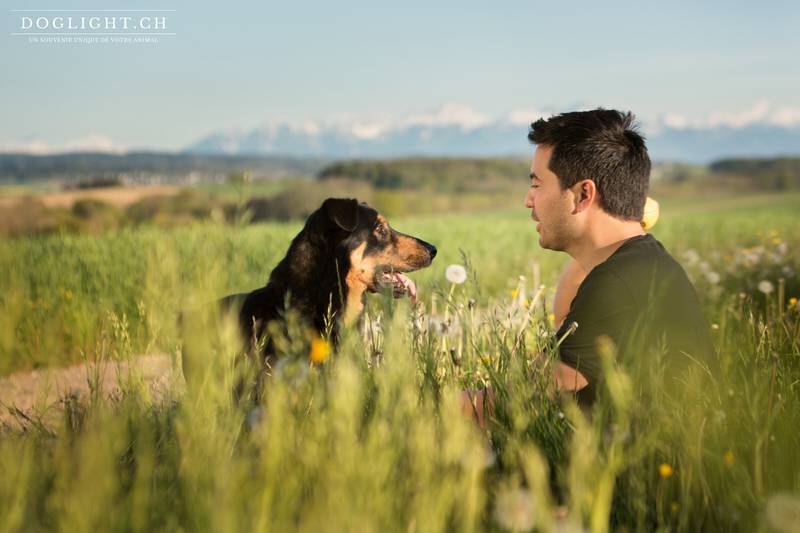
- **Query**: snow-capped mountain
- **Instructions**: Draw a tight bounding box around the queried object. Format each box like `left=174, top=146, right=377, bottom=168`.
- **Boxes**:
left=185, top=102, right=800, bottom=163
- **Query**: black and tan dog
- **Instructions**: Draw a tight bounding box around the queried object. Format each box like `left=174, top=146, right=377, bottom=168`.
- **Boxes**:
left=181, top=197, right=436, bottom=397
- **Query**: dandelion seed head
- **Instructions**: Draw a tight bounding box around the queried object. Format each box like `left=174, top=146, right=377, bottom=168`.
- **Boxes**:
left=706, top=271, right=721, bottom=284
left=435, top=319, right=453, bottom=338
left=493, top=487, right=537, bottom=532
left=445, top=264, right=467, bottom=284
left=765, top=493, right=800, bottom=533
left=758, top=280, right=775, bottom=294
left=682, top=249, right=700, bottom=265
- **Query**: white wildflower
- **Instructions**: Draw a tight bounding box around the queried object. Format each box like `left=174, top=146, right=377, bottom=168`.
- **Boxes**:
left=445, top=264, right=468, bottom=284
left=782, top=266, right=796, bottom=278
left=698, top=261, right=711, bottom=273
left=706, top=271, right=721, bottom=285
left=758, top=280, right=775, bottom=294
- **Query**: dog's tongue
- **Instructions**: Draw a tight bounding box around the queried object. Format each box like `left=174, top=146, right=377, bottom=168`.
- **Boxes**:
left=392, top=272, right=418, bottom=303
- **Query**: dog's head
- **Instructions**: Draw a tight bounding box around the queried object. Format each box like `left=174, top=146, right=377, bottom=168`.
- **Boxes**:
left=318, top=197, right=437, bottom=303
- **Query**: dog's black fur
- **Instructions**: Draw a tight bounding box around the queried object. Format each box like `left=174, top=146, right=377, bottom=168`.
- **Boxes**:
left=181, top=198, right=436, bottom=395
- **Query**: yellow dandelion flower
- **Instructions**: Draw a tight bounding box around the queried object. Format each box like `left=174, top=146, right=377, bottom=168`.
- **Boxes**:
left=309, top=338, right=331, bottom=363
left=66, top=291, right=72, bottom=299
left=548, top=314, right=555, bottom=322
left=789, top=297, right=797, bottom=308
left=510, top=290, right=517, bottom=297
left=773, top=238, right=782, bottom=245
left=658, top=463, right=673, bottom=478
left=724, top=450, right=734, bottom=466
left=671, top=502, right=680, bottom=513
left=771, top=230, right=779, bottom=237
left=60, top=287, right=65, bottom=294
left=43, top=302, right=49, bottom=310
left=29, top=301, right=35, bottom=308
left=524, top=300, right=530, bottom=307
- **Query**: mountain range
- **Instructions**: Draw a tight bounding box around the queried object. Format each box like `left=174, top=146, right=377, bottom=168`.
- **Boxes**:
left=185, top=103, right=800, bottom=164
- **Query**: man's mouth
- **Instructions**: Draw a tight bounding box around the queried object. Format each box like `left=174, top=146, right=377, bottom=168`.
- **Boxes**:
left=380, top=270, right=419, bottom=303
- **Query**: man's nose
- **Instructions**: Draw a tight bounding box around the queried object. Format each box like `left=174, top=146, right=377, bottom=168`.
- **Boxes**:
left=524, top=189, right=534, bottom=208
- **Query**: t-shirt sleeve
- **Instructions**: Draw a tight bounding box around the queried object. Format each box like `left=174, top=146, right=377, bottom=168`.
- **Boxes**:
left=555, top=267, right=638, bottom=385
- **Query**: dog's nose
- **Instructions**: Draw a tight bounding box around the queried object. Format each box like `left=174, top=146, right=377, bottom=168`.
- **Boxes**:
left=426, top=243, right=437, bottom=259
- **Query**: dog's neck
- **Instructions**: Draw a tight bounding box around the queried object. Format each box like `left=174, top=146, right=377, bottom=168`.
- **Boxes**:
left=268, top=228, right=354, bottom=341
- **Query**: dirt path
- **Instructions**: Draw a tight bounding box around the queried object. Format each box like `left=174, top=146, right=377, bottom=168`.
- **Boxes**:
left=0, top=186, right=181, bottom=209
left=0, top=354, right=182, bottom=432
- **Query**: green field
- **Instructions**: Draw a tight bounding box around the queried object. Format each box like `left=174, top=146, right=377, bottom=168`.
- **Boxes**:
left=1, top=192, right=799, bottom=532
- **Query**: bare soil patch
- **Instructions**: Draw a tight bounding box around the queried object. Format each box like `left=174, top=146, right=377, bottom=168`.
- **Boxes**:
left=0, top=354, right=182, bottom=432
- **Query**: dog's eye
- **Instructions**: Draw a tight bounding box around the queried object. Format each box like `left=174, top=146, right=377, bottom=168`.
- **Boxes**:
left=374, top=225, right=386, bottom=235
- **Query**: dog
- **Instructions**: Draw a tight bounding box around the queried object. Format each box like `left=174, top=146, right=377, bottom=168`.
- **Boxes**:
left=181, top=197, right=437, bottom=398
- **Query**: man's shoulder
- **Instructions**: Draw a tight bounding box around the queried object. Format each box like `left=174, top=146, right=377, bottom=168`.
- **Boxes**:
left=596, top=234, right=682, bottom=278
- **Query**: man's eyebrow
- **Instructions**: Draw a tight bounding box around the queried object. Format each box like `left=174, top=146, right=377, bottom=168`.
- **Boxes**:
left=529, top=172, right=539, bottom=181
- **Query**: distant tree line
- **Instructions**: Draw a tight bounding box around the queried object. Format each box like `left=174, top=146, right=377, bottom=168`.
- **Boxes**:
left=709, top=157, right=800, bottom=191
left=318, top=158, right=530, bottom=193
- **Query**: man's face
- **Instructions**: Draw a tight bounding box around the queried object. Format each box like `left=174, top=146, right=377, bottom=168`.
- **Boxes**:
left=524, top=144, right=576, bottom=252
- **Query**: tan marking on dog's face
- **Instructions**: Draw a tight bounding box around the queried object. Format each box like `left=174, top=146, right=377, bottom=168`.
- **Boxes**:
left=344, top=241, right=375, bottom=325
left=371, top=232, right=433, bottom=272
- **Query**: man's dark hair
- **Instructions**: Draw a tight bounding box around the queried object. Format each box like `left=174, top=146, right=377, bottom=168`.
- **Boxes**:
left=528, top=109, right=650, bottom=221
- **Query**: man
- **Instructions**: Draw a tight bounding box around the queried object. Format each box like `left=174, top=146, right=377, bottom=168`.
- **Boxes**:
left=459, top=109, right=720, bottom=428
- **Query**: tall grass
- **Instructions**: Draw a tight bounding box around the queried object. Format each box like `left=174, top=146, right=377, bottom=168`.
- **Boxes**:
left=1, top=194, right=799, bottom=532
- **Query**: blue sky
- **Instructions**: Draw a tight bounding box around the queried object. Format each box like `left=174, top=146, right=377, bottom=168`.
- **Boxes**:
left=2, top=0, right=799, bottom=153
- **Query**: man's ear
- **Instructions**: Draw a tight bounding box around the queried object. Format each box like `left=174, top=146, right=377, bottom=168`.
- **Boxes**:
left=572, top=180, right=598, bottom=214
left=323, top=198, right=359, bottom=232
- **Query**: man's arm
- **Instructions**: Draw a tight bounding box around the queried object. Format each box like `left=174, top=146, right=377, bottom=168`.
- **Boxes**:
left=457, top=358, right=588, bottom=431
left=553, top=258, right=587, bottom=330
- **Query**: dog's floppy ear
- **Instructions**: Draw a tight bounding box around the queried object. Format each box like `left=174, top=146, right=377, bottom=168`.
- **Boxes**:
left=323, top=198, right=359, bottom=232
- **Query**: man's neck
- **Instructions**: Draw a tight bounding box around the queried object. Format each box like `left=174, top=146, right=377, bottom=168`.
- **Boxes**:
left=570, top=221, right=646, bottom=274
